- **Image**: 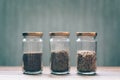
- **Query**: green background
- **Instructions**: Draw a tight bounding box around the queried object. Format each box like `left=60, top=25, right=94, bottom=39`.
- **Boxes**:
left=0, top=0, right=120, bottom=66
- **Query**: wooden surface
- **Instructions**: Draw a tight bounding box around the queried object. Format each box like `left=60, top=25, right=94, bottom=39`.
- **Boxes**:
left=0, top=67, right=120, bottom=80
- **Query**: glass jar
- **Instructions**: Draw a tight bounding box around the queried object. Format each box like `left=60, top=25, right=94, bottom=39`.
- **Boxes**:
left=49, top=32, right=70, bottom=74
left=76, top=32, right=97, bottom=75
left=22, top=32, right=43, bottom=74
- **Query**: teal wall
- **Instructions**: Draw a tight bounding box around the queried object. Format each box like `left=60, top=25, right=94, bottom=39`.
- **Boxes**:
left=0, top=0, right=120, bottom=66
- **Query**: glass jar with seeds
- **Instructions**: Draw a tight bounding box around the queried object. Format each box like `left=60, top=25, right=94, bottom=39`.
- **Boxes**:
left=49, top=32, right=70, bottom=74
left=22, top=32, right=43, bottom=74
left=76, top=32, right=97, bottom=75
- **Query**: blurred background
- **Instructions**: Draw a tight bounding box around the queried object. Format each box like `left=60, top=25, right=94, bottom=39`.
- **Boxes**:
left=0, top=0, right=120, bottom=66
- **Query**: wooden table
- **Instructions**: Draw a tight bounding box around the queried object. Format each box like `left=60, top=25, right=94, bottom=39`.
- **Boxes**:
left=0, top=67, right=120, bottom=80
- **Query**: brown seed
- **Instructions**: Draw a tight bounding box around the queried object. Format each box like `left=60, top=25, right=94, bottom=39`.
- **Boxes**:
left=77, top=50, right=96, bottom=72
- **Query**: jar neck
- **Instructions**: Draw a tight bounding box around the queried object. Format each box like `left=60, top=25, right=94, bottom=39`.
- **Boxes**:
left=24, top=36, right=41, bottom=38
left=50, top=36, right=69, bottom=38
left=77, top=36, right=95, bottom=40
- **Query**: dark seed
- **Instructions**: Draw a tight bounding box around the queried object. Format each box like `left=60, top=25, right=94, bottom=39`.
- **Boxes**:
left=23, top=53, right=42, bottom=72
left=51, top=50, right=69, bottom=72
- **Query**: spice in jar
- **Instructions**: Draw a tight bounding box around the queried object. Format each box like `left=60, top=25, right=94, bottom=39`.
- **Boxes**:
left=51, top=50, right=69, bottom=72
left=23, top=52, right=42, bottom=73
left=77, top=50, right=96, bottom=72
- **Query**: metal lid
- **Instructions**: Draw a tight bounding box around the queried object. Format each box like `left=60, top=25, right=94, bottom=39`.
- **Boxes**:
left=76, top=32, right=97, bottom=37
left=49, top=32, right=70, bottom=36
left=22, top=32, right=43, bottom=37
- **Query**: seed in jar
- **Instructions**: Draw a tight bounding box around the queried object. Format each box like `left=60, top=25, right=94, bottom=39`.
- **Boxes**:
left=51, top=50, right=69, bottom=72
left=77, top=50, right=96, bottom=72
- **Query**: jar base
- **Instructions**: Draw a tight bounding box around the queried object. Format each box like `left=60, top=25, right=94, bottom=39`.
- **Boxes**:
left=24, top=71, right=42, bottom=75
left=51, top=71, right=69, bottom=75
left=77, top=71, right=96, bottom=75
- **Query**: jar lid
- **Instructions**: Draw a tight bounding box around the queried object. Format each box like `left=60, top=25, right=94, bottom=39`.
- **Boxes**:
left=76, top=32, right=97, bottom=37
left=49, top=32, right=70, bottom=36
left=22, top=32, right=43, bottom=37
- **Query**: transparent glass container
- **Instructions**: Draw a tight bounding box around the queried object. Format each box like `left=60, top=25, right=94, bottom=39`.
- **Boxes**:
left=22, top=32, right=43, bottom=74
left=49, top=32, right=70, bottom=74
left=76, top=32, right=97, bottom=75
